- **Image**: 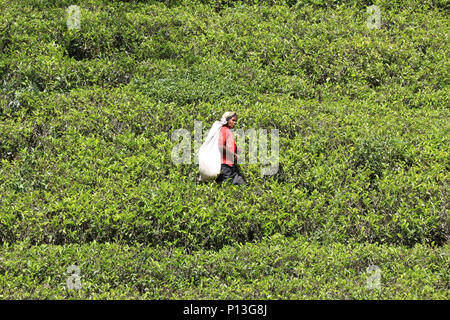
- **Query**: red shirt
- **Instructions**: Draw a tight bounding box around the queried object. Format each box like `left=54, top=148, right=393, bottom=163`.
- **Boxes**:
left=218, top=126, right=236, bottom=166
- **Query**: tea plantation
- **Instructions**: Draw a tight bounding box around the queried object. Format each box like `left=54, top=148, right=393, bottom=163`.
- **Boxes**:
left=0, top=0, right=448, bottom=299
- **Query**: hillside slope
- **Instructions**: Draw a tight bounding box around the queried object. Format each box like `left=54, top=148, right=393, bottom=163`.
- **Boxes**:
left=0, top=0, right=448, bottom=299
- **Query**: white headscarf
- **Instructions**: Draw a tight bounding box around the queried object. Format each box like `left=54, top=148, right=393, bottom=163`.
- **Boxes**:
left=220, top=111, right=237, bottom=125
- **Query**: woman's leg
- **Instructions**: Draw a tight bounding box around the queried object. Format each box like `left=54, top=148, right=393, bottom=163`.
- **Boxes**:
left=216, top=164, right=246, bottom=185
left=231, top=165, right=246, bottom=185
left=216, top=164, right=233, bottom=183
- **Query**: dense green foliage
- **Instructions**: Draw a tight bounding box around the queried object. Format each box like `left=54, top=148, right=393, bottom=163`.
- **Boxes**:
left=1, top=235, right=448, bottom=299
left=0, top=0, right=448, bottom=299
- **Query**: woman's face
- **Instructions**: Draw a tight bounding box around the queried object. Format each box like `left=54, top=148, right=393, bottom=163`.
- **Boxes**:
left=228, top=116, right=237, bottom=129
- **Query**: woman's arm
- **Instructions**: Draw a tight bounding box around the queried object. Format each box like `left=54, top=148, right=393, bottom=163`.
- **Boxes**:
left=218, top=145, right=236, bottom=161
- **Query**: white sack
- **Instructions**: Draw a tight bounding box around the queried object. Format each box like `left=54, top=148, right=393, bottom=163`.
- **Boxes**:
left=198, top=119, right=226, bottom=181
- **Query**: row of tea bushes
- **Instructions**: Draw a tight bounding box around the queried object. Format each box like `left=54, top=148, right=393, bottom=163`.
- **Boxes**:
left=0, top=234, right=448, bottom=299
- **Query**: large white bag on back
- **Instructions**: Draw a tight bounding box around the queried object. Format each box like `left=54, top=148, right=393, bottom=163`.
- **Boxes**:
left=198, top=120, right=224, bottom=181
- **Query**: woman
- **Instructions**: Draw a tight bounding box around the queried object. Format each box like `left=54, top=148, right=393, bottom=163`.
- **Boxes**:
left=216, top=112, right=246, bottom=185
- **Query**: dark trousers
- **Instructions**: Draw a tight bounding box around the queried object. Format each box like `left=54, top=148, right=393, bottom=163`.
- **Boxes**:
left=216, top=164, right=246, bottom=185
